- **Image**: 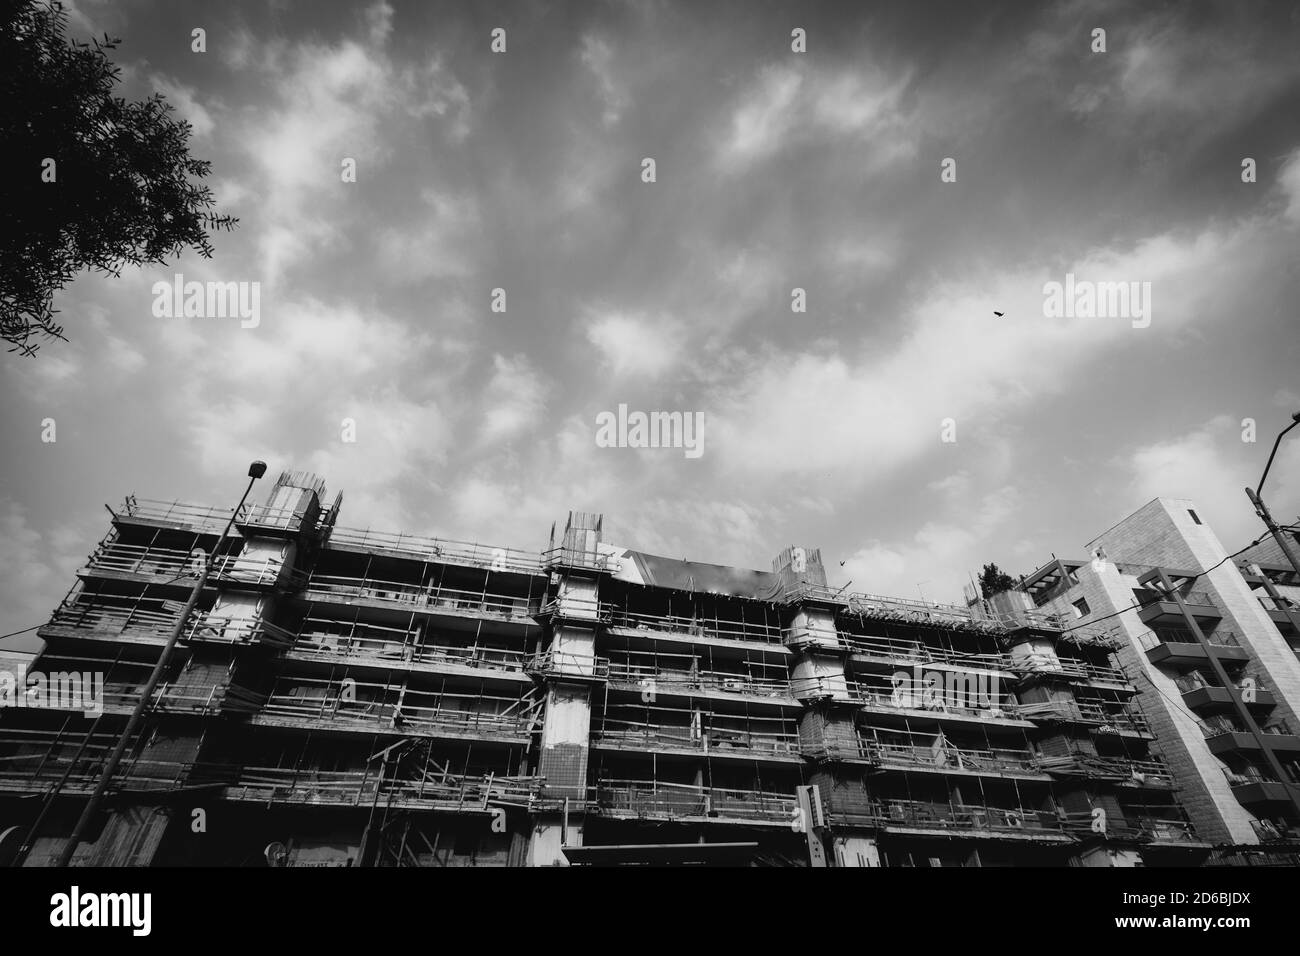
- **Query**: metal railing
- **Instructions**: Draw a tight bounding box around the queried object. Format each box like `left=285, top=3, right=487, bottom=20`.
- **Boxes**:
left=602, top=606, right=785, bottom=645
left=603, top=659, right=792, bottom=699
left=290, top=628, right=527, bottom=673
left=327, top=525, right=546, bottom=575
left=300, top=574, right=540, bottom=620
left=589, top=779, right=795, bottom=822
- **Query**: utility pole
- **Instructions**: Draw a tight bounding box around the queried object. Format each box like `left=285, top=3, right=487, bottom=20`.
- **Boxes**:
left=55, top=461, right=267, bottom=867
left=1245, top=411, right=1300, bottom=581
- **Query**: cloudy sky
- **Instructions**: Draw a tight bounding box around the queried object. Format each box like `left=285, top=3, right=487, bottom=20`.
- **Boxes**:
left=3, top=0, right=1300, bottom=650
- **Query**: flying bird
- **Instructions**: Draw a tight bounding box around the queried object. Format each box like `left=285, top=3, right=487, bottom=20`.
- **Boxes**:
left=994, top=311, right=1005, bottom=317
left=839, top=560, right=846, bottom=567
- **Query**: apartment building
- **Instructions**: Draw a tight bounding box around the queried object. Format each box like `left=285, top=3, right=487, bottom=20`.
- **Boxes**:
left=1021, top=498, right=1300, bottom=865
left=0, top=473, right=1207, bottom=867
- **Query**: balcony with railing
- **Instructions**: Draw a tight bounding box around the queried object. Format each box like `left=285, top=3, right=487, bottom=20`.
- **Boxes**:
left=843, top=592, right=1003, bottom=634
left=838, top=631, right=1016, bottom=674
left=299, top=574, right=540, bottom=625
left=285, top=618, right=528, bottom=679
left=1035, top=752, right=1174, bottom=787
left=587, top=779, right=796, bottom=825
left=542, top=546, right=621, bottom=574
left=79, top=542, right=206, bottom=586
left=1136, top=628, right=1249, bottom=668
left=1202, top=717, right=1300, bottom=757
left=40, top=597, right=179, bottom=645
left=114, top=496, right=234, bottom=534
left=1223, top=767, right=1297, bottom=805
left=600, top=652, right=795, bottom=704
left=1136, top=589, right=1224, bottom=627
left=861, top=732, right=1047, bottom=780
left=214, top=763, right=541, bottom=812
left=0, top=727, right=204, bottom=798
left=602, top=605, right=786, bottom=649
left=591, top=708, right=801, bottom=761
left=842, top=674, right=1030, bottom=728
left=873, top=798, right=1070, bottom=840
left=324, top=525, right=546, bottom=576
left=1013, top=653, right=1132, bottom=688
left=253, top=678, right=535, bottom=744
left=1174, top=671, right=1276, bottom=712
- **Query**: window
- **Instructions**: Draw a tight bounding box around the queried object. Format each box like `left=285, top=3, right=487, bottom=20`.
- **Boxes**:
left=1188, top=509, right=1202, bottom=525
left=1072, top=597, right=1091, bottom=619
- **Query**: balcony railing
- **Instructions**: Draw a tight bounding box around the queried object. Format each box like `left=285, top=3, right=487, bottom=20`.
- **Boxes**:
left=837, top=631, right=1015, bottom=671
left=864, top=739, right=1043, bottom=777
left=290, top=628, right=526, bottom=673
left=216, top=765, right=541, bottom=811
left=603, top=660, right=793, bottom=699
left=1016, top=655, right=1130, bottom=685
left=1036, top=753, right=1174, bottom=786
left=326, top=525, right=545, bottom=575
left=589, top=779, right=796, bottom=822
left=300, top=575, right=540, bottom=620
left=845, top=592, right=1002, bottom=633
left=602, top=606, right=785, bottom=646
left=874, top=799, right=1066, bottom=834
left=42, top=601, right=178, bottom=641
left=257, top=683, right=532, bottom=740
left=542, top=547, right=620, bottom=573
left=186, top=613, right=295, bottom=649
left=116, top=496, right=234, bottom=532
left=593, top=720, right=800, bottom=757
left=81, top=542, right=204, bottom=581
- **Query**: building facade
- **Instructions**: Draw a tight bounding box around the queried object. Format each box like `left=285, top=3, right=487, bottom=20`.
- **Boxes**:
left=0, top=474, right=1229, bottom=867
left=1021, top=498, right=1300, bottom=865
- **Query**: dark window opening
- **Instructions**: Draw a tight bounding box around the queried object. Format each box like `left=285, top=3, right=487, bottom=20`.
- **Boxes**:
left=1189, top=509, right=1202, bottom=525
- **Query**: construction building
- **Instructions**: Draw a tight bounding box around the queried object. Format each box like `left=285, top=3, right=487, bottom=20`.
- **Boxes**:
left=1020, top=498, right=1300, bottom=866
left=0, top=473, right=1216, bottom=867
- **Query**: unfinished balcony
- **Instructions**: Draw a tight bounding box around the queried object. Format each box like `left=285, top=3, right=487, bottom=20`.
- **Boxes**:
left=838, top=631, right=1017, bottom=677
left=591, top=705, right=801, bottom=764
left=40, top=598, right=179, bottom=647
left=325, top=525, right=546, bottom=576
left=79, top=542, right=207, bottom=588
left=1034, top=752, right=1175, bottom=788
left=843, top=592, right=1002, bottom=636
left=601, top=651, right=796, bottom=707
left=299, top=574, right=541, bottom=632
left=588, top=779, right=796, bottom=826
left=875, top=799, right=1072, bottom=842
left=861, top=731, right=1047, bottom=781
left=603, top=606, right=786, bottom=652
left=0, top=727, right=193, bottom=797
left=112, top=496, right=234, bottom=535
left=214, top=762, right=541, bottom=814
left=1136, top=629, right=1249, bottom=669
left=1015, top=699, right=1153, bottom=738
left=1013, top=654, right=1133, bottom=690
left=285, top=619, right=529, bottom=682
left=252, top=677, right=537, bottom=746
left=845, top=674, right=1033, bottom=731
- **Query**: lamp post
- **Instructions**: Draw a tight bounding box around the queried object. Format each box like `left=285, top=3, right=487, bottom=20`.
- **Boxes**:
left=56, top=461, right=267, bottom=867
left=1245, top=412, right=1300, bottom=581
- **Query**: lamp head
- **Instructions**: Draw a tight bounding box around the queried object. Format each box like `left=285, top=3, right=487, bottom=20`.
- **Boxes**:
left=248, top=461, right=268, bottom=480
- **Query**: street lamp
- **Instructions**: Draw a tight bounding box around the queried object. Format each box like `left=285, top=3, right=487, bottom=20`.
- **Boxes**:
left=55, top=461, right=268, bottom=867
left=1245, top=412, right=1300, bottom=580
